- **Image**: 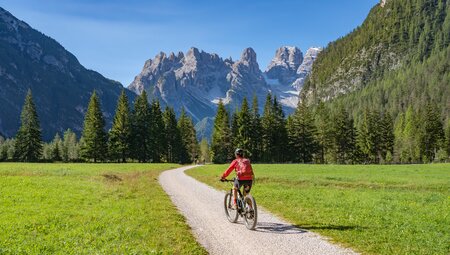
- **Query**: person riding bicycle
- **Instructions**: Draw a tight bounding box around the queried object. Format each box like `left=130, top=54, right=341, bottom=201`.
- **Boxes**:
left=220, top=148, right=254, bottom=208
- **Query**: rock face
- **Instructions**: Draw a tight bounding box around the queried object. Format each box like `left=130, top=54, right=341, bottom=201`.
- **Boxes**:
left=265, top=46, right=304, bottom=85
left=129, top=45, right=321, bottom=124
left=292, top=47, right=322, bottom=90
left=128, top=47, right=271, bottom=122
left=0, top=7, right=135, bottom=139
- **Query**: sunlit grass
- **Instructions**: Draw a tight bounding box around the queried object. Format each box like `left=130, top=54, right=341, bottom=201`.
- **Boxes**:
left=187, top=164, right=450, bottom=255
left=0, top=163, right=206, bottom=254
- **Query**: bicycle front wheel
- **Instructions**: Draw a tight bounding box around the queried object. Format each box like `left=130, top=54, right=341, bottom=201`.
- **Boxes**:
left=224, top=192, right=238, bottom=223
left=244, top=195, right=258, bottom=230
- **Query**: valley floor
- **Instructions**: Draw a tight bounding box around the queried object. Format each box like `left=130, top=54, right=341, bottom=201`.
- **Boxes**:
left=0, top=163, right=206, bottom=254
left=187, top=164, right=450, bottom=255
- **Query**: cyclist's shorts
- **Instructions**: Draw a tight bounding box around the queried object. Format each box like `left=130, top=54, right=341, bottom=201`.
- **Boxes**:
left=234, top=179, right=253, bottom=193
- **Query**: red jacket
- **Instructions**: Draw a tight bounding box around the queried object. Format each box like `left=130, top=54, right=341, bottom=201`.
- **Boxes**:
left=221, top=158, right=253, bottom=180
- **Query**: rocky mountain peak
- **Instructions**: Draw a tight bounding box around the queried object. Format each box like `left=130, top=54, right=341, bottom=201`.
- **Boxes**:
left=292, top=47, right=322, bottom=90
left=241, top=47, right=257, bottom=64
left=268, top=46, right=303, bottom=71
left=265, top=46, right=304, bottom=86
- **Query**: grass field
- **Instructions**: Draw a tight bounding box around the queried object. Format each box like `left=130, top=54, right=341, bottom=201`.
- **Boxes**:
left=187, top=164, right=450, bottom=255
left=0, top=163, right=206, bottom=254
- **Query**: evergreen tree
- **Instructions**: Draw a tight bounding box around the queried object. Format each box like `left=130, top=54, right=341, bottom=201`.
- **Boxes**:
left=272, top=97, right=288, bottom=162
left=0, top=137, right=7, bottom=161
left=80, top=91, right=108, bottom=162
left=150, top=100, right=165, bottom=162
left=287, top=100, right=318, bottom=163
left=403, top=106, right=421, bottom=163
left=14, top=90, right=43, bottom=162
left=50, top=133, right=62, bottom=161
left=230, top=109, right=240, bottom=149
left=446, top=120, right=450, bottom=156
left=394, top=112, right=406, bottom=163
left=314, top=101, right=334, bottom=163
left=163, top=107, right=182, bottom=163
left=237, top=98, right=252, bottom=154
left=108, top=90, right=131, bottom=163
left=199, top=138, right=210, bottom=163
left=420, top=103, right=445, bottom=162
left=178, top=108, right=198, bottom=163
left=332, top=106, right=356, bottom=164
left=0, top=143, right=7, bottom=162
left=380, top=111, right=395, bottom=161
left=211, top=100, right=232, bottom=163
left=130, top=91, right=152, bottom=162
left=357, top=109, right=381, bottom=163
left=62, top=129, right=79, bottom=162
left=249, top=95, right=262, bottom=162
left=261, top=93, right=276, bottom=162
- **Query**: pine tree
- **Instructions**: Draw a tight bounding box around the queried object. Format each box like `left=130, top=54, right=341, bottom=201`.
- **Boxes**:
left=0, top=137, right=7, bottom=161
left=394, top=113, right=406, bottom=163
left=211, top=100, right=232, bottom=163
left=403, top=106, right=421, bottom=163
left=237, top=98, right=252, bottom=154
left=332, top=106, right=356, bottom=164
left=50, top=133, right=62, bottom=161
left=178, top=108, right=198, bottom=163
left=272, top=97, right=288, bottom=162
left=445, top=120, right=450, bottom=156
left=130, top=91, right=152, bottom=162
left=163, top=107, right=182, bottom=163
left=357, top=109, right=381, bottom=163
left=420, top=103, right=445, bottom=162
left=261, top=93, right=275, bottom=162
left=249, top=95, right=262, bottom=162
left=108, top=90, right=131, bottom=163
left=199, top=138, right=210, bottom=163
left=62, top=129, right=79, bottom=162
left=14, top=90, right=43, bottom=162
left=314, top=101, right=334, bottom=163
left=380, top=111, right=395, bottom=162
left=150, top=100, right=165, bottom=162
left=287, top=100, right=318, bottom=163
left=230, top=109, right=240, bottom=149
left=80, top=91, right=108, bottom=162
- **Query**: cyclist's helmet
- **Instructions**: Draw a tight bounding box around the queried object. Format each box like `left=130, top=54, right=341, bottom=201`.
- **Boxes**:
left=235, top=148, right=244, bottom=157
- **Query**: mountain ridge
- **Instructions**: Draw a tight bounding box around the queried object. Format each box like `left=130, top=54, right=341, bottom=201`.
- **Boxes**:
left=0, top=7, right=136, bottom=140
left=128, top=45, right=321, bottom=124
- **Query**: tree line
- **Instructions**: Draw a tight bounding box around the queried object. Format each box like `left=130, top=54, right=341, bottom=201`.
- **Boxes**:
left=1, top=90, right=448, bottom=164
left=0, top=90, right=202, bottom=163
left=211, top=94, right=450, bottom=164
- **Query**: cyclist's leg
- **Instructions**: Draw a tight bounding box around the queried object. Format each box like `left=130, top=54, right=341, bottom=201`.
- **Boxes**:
left=233, top=179, right=239, bottom=206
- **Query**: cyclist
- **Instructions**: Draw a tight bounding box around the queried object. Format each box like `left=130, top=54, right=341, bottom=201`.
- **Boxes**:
left=220, top=148, right=254, bottom=208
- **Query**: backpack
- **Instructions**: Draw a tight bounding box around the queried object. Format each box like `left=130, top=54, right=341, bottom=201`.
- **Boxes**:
left=237, top=158, right=253, bottom=177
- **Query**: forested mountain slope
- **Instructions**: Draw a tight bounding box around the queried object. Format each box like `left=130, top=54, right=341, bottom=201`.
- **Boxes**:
left=304, top=0, right=450, bottom=115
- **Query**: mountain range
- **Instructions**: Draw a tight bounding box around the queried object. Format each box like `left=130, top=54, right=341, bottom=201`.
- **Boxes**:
left=0, top=7, right=135, bottom=140
left=0, top=5, right=319, bottom=140
left=128, top=46, right=321, bottom=123
left=1, top=0, right=448, bottom=142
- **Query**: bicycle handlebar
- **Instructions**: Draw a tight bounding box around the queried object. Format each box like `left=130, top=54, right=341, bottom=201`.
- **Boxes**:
left=220, top=178, right=234, bottom=182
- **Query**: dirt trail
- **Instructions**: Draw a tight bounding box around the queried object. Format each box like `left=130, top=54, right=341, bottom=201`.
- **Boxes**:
left=159, top=165, right=358, bottom=255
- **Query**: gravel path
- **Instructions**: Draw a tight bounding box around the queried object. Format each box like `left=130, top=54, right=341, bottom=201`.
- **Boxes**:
left=159, top=165, right=358, bottom=255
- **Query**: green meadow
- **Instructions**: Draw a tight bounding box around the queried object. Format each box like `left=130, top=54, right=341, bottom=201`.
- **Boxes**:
left=0, top=163, right=206, bottom=254
left=187, top=164, right=450, bottom=255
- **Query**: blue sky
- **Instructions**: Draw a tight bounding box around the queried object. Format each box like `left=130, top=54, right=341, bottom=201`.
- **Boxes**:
left=1, top=0, right=379, bottom=86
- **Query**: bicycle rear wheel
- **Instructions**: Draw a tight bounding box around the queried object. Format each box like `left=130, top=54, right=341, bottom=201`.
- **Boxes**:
left=243, top=195, right=258, bottom=230
left=224, top=192, right=238, bottom=223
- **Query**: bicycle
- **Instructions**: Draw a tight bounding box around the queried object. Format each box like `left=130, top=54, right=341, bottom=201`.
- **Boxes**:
left=221, top=178, right=258, bottom=230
